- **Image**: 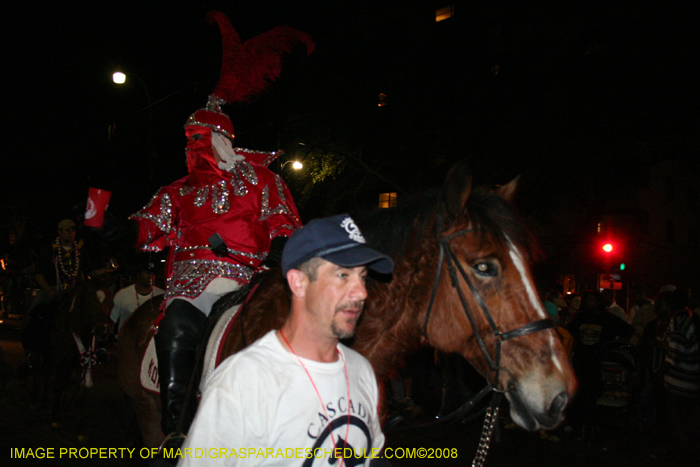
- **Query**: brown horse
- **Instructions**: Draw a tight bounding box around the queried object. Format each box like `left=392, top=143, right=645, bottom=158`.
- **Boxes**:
left=40, top=278, right=113, bottom=434
left=119, top=162, right=576, bottom=448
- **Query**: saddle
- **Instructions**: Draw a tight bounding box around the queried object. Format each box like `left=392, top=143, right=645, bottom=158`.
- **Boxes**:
left=139, top=285, right=253, bottom=395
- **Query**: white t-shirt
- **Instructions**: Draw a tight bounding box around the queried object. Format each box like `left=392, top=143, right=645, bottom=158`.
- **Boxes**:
left=109, top=284, right=164, bottom=329
left=180, top=330, right=385, bottom=466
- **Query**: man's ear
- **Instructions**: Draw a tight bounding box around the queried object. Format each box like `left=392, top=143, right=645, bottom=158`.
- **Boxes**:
left=286, top=269, right=308, bottom=298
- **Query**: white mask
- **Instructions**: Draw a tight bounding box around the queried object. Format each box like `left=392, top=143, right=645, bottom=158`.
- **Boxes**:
left=212, top=131, right=244, bottom=170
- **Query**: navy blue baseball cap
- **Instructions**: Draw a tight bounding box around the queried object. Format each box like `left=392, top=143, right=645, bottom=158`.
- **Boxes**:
left=282, top=214, right=394, bottom=276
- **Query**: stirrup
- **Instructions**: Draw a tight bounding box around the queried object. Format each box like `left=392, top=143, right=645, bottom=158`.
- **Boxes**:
left=157, top=432, right=187, bottom=455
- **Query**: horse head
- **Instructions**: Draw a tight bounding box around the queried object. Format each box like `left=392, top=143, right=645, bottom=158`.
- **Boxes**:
left=424, top=162, right=576, bottom=431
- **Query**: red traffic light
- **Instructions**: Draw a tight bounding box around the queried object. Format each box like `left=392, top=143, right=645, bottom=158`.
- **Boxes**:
left=602, top=243, right=613, bottom=253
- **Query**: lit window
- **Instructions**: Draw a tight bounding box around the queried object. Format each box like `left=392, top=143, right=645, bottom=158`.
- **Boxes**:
left=379, top=192, right=397, bottom=209
left=436, top=5, right=454, bottom=22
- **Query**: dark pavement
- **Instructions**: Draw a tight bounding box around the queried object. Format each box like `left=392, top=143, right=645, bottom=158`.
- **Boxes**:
left=1, top=317, right=672, bottom=466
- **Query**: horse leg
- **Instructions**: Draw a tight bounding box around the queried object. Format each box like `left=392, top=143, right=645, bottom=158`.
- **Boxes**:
left=117, top=324, right=166, bottom=448
left=50, top=356, right=74, bottom=429
left=50, top=374, right=66, bottom=429
left=132, top=390, right=165, bottom=449
left=74, top=385, right=87, bottom=442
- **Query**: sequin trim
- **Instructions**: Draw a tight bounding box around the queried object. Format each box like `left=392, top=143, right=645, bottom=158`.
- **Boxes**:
left=130, top=191, right=173, bottom=234
left=271, top=224, right=297, bottom=238
left=184, top=118, right=234, bottom=140
left=260, top=176, right=299, bottom=223
left=229, top=170, right=248, bottom=197
left=175, top=245, right=266, bottom=261
left=225, top=160, right=258, bottom=197
left=166, top=259, right=253, bottom=299
left=179, top=186, right=195, bottom=197
left=211, top=181, right=231, bottom=214
left=194, top=186, right=210, bottom=207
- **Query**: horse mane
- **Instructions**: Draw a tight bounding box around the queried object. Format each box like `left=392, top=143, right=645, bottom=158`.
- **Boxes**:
left=354, top=188, right=441, bottom=262
left=462, top=187, right=541, bottom=263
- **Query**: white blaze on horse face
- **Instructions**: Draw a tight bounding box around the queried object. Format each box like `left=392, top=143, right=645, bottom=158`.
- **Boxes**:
left=507, top=242, right=564, bottom=375
left=507, top=243, right=546, bottom=319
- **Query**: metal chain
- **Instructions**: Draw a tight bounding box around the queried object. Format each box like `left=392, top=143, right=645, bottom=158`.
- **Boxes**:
left=471, top=405, right=500, bottom=467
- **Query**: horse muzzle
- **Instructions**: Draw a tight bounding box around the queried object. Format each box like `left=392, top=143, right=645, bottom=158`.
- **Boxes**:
left=505, top=382, right=570, bottom=431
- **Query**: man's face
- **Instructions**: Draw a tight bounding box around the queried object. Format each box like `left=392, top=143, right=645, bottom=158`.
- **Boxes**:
left=302, top=260, right=368, bottom=340
left=136, top=271, right=153, bottom=288
left=58, top=225, right=76, bottom=244
left=570, top=295, right=581, bottom=310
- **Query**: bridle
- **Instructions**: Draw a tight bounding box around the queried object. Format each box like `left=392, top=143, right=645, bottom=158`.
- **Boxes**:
left=424, top=225, right=554, bottom=391
left=421, top=221, right=554, bottom=467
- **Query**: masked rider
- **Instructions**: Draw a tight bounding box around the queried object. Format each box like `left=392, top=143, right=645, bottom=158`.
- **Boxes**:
left=126, top=12, right=313, bottom=438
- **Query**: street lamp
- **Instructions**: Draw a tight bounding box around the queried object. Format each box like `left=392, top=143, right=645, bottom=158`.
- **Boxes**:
left=281, top=160, right=303, bottom=170
left=111, top=70, right=153, bottom=139
left=112, top=72, right=126, bottom=84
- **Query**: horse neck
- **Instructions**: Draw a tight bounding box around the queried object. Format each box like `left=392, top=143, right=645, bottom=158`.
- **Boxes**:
left=69, top=287, right=103, bottom=337
left=354, top=230, right=439, bottom=381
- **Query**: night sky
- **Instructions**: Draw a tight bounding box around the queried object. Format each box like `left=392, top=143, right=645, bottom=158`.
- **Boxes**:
left=3, top=0, right=698, bottom=236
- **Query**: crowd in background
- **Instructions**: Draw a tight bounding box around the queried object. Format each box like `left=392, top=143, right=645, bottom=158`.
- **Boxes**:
left=542, top=284, right=700, bottom=465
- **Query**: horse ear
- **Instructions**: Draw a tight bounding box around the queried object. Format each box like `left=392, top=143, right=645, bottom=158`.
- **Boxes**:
left=497, top=176, right=520, bottom=203
left=443, top=161, right=473, bottom=218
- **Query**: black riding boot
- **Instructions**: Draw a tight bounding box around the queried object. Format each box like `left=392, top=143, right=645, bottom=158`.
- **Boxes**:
left=155, top=299, right=207, bottom=437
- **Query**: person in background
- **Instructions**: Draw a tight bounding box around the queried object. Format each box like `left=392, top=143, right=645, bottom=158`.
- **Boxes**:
left=560, top=293, right=581, bottom=328
left=543, top=288, right=567, bottom=325
left=629, top=285, right=655, bottom=346
left=110, top=265, right=164, bottom=334
left=661, top=288, right=700, bottom=465
left=566, top=290, right=633, bottom=436
left=601, top=289, right=627, bottom=323
left=23, top=219, right=114, bottom=367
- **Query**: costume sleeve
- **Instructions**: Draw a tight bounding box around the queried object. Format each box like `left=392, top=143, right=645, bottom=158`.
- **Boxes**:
left=129, top=187, right=179, bottom=252
left=260, top=174, right=302, bottom=240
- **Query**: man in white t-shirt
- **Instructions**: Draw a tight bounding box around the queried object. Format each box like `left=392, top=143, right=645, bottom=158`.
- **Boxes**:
left=180, top=214, right=394, bottom=466
left=110, top=268, right=164, bottom=333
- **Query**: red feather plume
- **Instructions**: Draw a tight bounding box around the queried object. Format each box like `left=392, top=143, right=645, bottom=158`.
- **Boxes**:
left=207, top=11, right=315, bottom=104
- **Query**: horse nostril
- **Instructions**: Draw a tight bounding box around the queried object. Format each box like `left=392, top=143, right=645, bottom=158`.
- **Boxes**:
left=549, top=391, right=568, bottom=416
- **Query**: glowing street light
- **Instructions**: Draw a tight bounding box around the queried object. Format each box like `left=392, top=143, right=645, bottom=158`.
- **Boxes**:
left=112, top=72, right=126, bottom=84
left=602, top=243, right=613, bottom=253
left=281, top=160, right=303, bottom=170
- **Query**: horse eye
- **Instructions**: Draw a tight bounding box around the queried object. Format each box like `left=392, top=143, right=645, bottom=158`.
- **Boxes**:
left=474, top=261, right=498, bottom=277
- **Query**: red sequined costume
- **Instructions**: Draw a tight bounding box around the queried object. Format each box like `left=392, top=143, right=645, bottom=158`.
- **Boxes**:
left=130, top=147, right=300, bottom=303
left=132, top=11, right=313, bottom=440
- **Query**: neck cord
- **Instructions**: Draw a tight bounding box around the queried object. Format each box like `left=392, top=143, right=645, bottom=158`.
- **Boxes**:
left=135, top=285, right=153, bottom=309
left=279, top=330, right=351, bottom=466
